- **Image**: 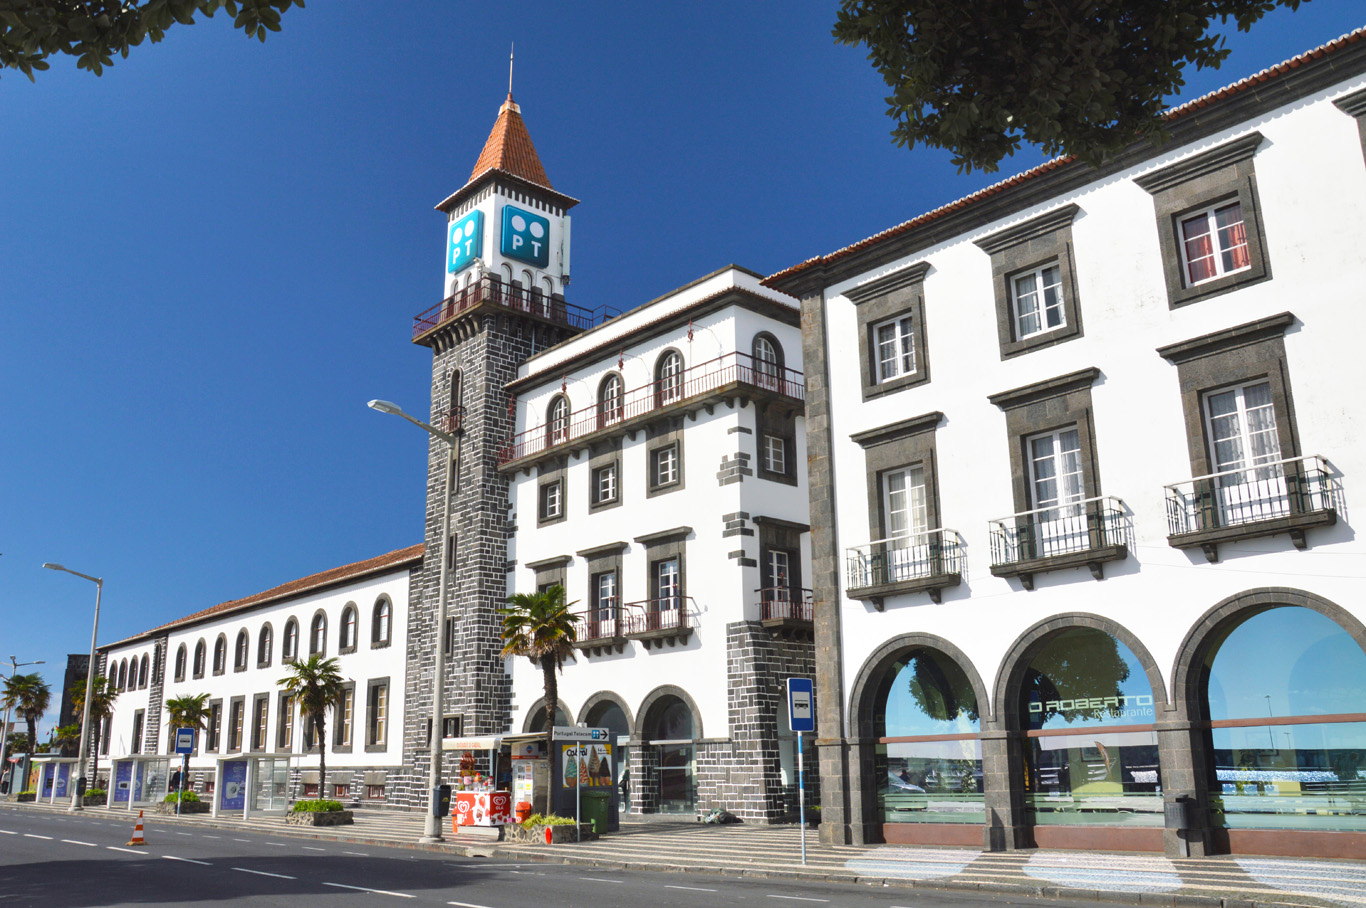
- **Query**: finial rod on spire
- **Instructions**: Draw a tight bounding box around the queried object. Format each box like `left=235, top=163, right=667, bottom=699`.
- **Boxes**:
left=508, top=43, right=514, bottom=100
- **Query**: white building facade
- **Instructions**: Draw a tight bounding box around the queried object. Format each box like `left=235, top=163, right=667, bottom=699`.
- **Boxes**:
left=767, top=33, right=1366, bottom=859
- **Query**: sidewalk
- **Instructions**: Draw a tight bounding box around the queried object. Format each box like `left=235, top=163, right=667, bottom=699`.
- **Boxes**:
left=7, top=800, right=1364, bottom=908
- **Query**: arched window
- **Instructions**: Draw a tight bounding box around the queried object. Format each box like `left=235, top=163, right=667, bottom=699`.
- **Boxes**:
left=193, top=640, right=206, bottom=679
left=152, top=645, right=162, bottom=683
left=234, top=630, right=249, bottom=671
left=372, top=598, right=392, bottom=647
left=258, top=625, right=273, bottom=667
left=340, top=605, right=358, bottom=651
left=213, top=635, right=227, bottom=675
left=528, top=704, right=572, bottom=734
left=873, top=648, right=983, bottom=828
left=541, top=276, right=554, bottom=297
left=138, top=654, right=149, bottom=689
left=282, top=618, right=299, bottom=662
left=547, top=395, right=570, bottom=445
left=175, top=644, right=187, bottom=682
left=500, top=263, right=513, bottom=285
left=521, top=269, right=534, bottom=289
left=117, top=659, right=128, bottom=691
left=752, top=333, right=783, bottom=391
left=655, top=350, right=684, bottom=407
left=598, top=373, right=623, bottom=427
left=310, top=612, right=327, bottom=656
left=1020, top=628, right=1159, bottom=830
left=1201, top=606, right=1366, bottom=833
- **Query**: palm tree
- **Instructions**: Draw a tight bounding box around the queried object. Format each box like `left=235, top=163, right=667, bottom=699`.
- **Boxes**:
left=163, top=693, right=209, bottom=798
left=500, top=584, right=580, bottom=733
left=2, top=673, right=51, bottom=756
left=277, top=655, right=344, bottom=797
left=69, top=676, right=118, bottom=785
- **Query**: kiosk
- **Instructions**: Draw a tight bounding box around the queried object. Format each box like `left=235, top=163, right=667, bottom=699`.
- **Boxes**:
left=443, top=735, right=513, bottom=831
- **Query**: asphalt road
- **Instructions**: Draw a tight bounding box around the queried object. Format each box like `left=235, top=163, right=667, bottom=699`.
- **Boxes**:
left=0, top=809, right=1097, bottom=908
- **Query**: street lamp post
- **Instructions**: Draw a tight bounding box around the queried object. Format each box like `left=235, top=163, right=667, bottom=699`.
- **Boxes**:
left=0, top=657, right=46, bottom=797
left=368, top=399, right=460, bottom=843
left=42, top=563, right=103, bottom=812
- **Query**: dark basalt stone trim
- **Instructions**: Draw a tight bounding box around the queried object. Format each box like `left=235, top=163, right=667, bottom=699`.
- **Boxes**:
left=1133, top=133, right=1264, bottom=194
left=972, top=204, right=1080, bottom=254
left=989, top=544, right=1127, bottom=590
left=576, top=541, right=629, bottom=559
left=987, top=367, right=1100, bottom=411
left=1167, top=509, right=1336, bottom=561
left=1156, top=312, right=1295, bottom=364
left=846, top=571, right=962, bottom=607
left=850, top=411, right=943, bottom=448
left=752, top=516, right=811, bottom=533
left=525, top=555, right=572, bottom=572
left=844, top=261, right=932, bottom=303
left=633, top=526, right=692, bottom=546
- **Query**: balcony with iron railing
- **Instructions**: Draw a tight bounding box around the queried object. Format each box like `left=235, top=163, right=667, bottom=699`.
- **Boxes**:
left=845, top=529, right=965, bottom=607
left=756, top=587, right=813, bottom=639
left=989, top=496, right=1131, bottom=590
left=498, top=351, right=805, bottom=468
left=440, top=405, right=466, bottom=436
left=412, top=275, right=618, bottom=343
left=1164, top=454, right=1340, bottom=562
left=620, top=596, right=693, bottom=649
left=571, top=600, right=625, bottom=656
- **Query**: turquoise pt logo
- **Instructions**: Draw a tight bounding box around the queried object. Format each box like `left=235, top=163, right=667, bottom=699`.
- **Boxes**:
left=500, top=204, right=550, bottom=267
left=447, top=210, right=484, bottom=274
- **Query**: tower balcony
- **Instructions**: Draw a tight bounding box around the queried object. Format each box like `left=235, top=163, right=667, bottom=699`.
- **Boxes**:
left=411, top=275, right=617, bottom=345
left=498, top=351, right=805, bottom=469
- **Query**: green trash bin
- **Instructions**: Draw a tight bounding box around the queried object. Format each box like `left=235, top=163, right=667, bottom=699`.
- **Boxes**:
left=580, top=790, right=611, bottom=834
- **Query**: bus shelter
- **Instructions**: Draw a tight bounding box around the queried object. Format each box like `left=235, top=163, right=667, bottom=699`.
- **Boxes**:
left=28, top=756, right=79, bottom=805
left=105, top=755, right=171, bottom=810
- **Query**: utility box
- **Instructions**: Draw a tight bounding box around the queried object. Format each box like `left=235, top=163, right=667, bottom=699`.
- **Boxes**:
left=1164, top=793, right=1195, bottom=829
left=432, top=784, right=452, bottom=818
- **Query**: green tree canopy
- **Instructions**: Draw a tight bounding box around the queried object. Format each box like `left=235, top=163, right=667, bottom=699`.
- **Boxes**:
left=833, top=0, right=1304, bottom=173
left=0, top=0, right=304, bottom=82
left=277, top=654, right=344, bottom=793
left=501, top=584, right=580, bottom=734
left=164, top=692, right=210, bottom=792
left=2, top=673, right=51, bottom=756
left=70, top=675, right=118, bottom=780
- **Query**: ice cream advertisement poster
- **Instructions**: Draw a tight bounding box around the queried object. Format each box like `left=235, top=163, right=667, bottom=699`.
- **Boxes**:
left=561, top=743, right=613, bottom=788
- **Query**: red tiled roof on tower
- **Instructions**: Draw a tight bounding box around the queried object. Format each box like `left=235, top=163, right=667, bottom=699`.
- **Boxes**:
left=469, top=93, right=552, bottom=188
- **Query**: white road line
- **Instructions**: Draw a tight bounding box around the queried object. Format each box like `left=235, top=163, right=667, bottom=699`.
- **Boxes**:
left=323, top=882, right=414, bottom=898
left=766, top=897, right=829, bottom=903
left=667, top=885, right=719, bottom=892
left=163, top=855, right=212, bottom=866
left=61, top=839, right=97, bottom=847
left=0, top=830, right=15, bottom=835
left=302, top=846, right=325, bottom=851
left=107, top=846, right=148, bottom=855
left=233, top=867, right=296, bottom=880
left=202, top=835, right=221, bottom=839
left=448, top=901, right=496, bottom=908
left=343, top=851, right=369, bottom=856
left=578, top=877, right=622, bottom=883
left=23, top=834, right=52, bottom=840
left=265, top=841, right=288, bottom=846
left=233, top=838, right=252, bottom=842
left=175, top=832, right=192, bottom=836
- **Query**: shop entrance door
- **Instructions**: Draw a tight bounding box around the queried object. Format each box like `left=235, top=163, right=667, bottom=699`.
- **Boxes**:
left=655, top=740, right=695, bottom=813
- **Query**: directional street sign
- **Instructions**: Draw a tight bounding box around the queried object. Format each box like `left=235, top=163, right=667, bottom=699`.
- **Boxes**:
left=552, top=725, right=610, bottom=742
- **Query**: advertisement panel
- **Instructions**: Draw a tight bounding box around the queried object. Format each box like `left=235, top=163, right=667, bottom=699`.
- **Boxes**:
left=220, top=760, right=247, bottom=811
left=447, top=210, right=484, bottom=274
left=500, top=204, right=550, bottom=267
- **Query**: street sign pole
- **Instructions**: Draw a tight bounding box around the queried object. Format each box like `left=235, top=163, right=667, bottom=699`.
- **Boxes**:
left=575, top=745, right=581, bottom=837
left=785, top=678, right=815, bottom=867
left=798, top=729, right=805, bottom=865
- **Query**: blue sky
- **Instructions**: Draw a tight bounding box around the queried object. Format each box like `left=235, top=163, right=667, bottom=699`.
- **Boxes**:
left=3, top=1, right=1362, bottom=736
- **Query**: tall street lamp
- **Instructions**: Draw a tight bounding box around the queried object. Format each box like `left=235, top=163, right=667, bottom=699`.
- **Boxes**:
left=42, top=563, right=103, bottom=812
left=1, top=657, right=46, bottom=796
left=368, top=399, right=461, bottom=843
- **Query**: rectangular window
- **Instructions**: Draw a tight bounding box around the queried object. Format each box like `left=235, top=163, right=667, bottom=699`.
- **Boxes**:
left=538, top=480, right=563, bottom=520
left=765, top=549, right=790, bottom=591
left=278, top=695, right=294, bottom=750
left=1180, top=202, right=1251, bottom=286
left=1204, top=380, right=1285, bottom=525
left=883, top=465, right=928, bottom=538
left=442, top=716, right=462, bottom=739
left=336, top=688, right=354, bottom=748
left=367, top=784, right=385, bottom=799
left=368, top=682, right=389, bottom=747
left=1028, top=428, right=1085, bottom=519
left=593, top=463, right=617, bottom=504
left=207, top=702, right=223, bottom=752
left=334, top=784, right=349, bottom=798
left=874, top=314, right=916, bottom=382
left=763, top=434, right=786, bottom=475
left=654, top=558, right=680, bottom=609
left=592, top=570, right=618, bottom=638
left=130, top=711, right=144, bottom=755
left=303, top=783, right=319, bottom=797
left=252, top=698, right=268, bottom=751
left=1011, top=264, right=1065, bottom=339
left=653, top=444, right=679, bottom=487
left=229, top=701, right=244, bottom=752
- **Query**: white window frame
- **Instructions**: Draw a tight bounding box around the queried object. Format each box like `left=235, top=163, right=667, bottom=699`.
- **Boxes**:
left=1027, top=427, right=1085, bottom=518
left=540, top=480, right=563, bottom=519
left=873, top=314, right=916, bottom=383
left=1179, top=201, right=1251, bottom=287
left=655, top=558, right=680, bottom=609
left=763, top=434, right=786, bottom=475
left=658, top=352, right=684, bottom=405
left=653, top=444, right=679, bottom=487
left=882, top=465, right=928, bottom=538
left=599, top=374, right=623, bottom=424
left=337, top=689, right=354, bottom=748
left=594, top=463, right=618, bottom=504
left=765, top=549, right=790, bottom=592
left=1011, top=263, right=1065, bottom=340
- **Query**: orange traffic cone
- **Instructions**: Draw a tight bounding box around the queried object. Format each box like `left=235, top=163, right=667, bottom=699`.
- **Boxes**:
left=126, top=810, right=146, bottom=847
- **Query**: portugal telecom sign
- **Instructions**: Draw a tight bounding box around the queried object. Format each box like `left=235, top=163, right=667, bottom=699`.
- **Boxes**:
left=447, top=210, right=484, bottom=274
left=500, top=204, right=550, bottom=267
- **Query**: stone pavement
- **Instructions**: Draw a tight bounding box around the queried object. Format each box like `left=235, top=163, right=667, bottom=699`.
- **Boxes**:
left=8, top=800, right=1366, bottom=908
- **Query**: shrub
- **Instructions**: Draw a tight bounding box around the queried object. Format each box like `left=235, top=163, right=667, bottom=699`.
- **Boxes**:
left=518, top=812, right=575, bottom=829
left=291, top=798, right=345, bottom=813
left=164, top=790, right=200, bottom=804
left=85, top=788, right=107, bottom=799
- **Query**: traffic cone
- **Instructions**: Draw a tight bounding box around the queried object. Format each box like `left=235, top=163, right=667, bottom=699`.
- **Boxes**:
left=126, top=810, right=146, bottom=847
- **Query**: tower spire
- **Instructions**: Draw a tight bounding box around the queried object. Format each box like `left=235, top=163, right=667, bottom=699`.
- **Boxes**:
left=508, top=43, right=514, bottom=101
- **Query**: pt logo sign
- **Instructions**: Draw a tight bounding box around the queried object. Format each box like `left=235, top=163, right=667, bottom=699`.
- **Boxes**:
left=500, top=204, right=550, bottom=267
left=447, top=210, right=484, bottom=274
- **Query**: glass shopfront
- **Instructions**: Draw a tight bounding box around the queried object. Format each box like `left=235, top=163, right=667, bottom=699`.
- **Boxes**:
left=1203, top=607, right=1366, bottom=831
left=650, top=698, right=695, bottom=814
left=1022, top=628, right=1161, bottom=827
left=873, top=647, right=984, bottom=826
left=251, top=757, right=292, bottom=813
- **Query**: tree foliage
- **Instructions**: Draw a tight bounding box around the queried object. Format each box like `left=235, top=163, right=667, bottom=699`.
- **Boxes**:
left=501, top=584, right=580, bottom=734
left=2, top=673, right=51, bottom=755
left=164, top=692, right=209, bottom=794
left=278, top=654, right=344, bottom=793
left=833, top=0, right=1305, bottom=173
left=0, top=0, right=304, bottom=82
left=70, top=675, right=118, bottom=779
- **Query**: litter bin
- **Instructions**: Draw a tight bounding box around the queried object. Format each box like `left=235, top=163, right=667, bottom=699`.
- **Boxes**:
left=580, top=790, right=611, bottom=834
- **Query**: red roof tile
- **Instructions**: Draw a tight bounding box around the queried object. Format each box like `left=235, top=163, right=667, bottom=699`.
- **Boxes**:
left=470, top=94, right=552, bottom=188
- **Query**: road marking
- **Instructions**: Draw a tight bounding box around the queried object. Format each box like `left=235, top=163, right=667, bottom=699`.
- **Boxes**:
left=0, top=830, right=15, bottom=835
left=176, top=832, right=192, bottom=836
left=61, top=839, right=97, bottom=847
left=233, top=838, right=252, bottom=842
left=766, top=898, right=829, bottom=903
left=343, top=851, right=369, bottom=856
left=578, top=877, right=622, bottom=883
left=303, top=846, right=326, bottom=851
left=163, top=855, right=212, bottom=866
left=323, top=882, right=414, bottom=898
left=448, top=901, right=496, bottom=908
left=23, top=834, right=52, bottom=840
left=107, top=846, right=147, bottom=855
left=667, top=886, right=718, bottom=892
left=233, top=867, right=296, bottom=880
left=265, top=841, right=288, bottom=846
left=202, top=835, right=221, bottom=839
